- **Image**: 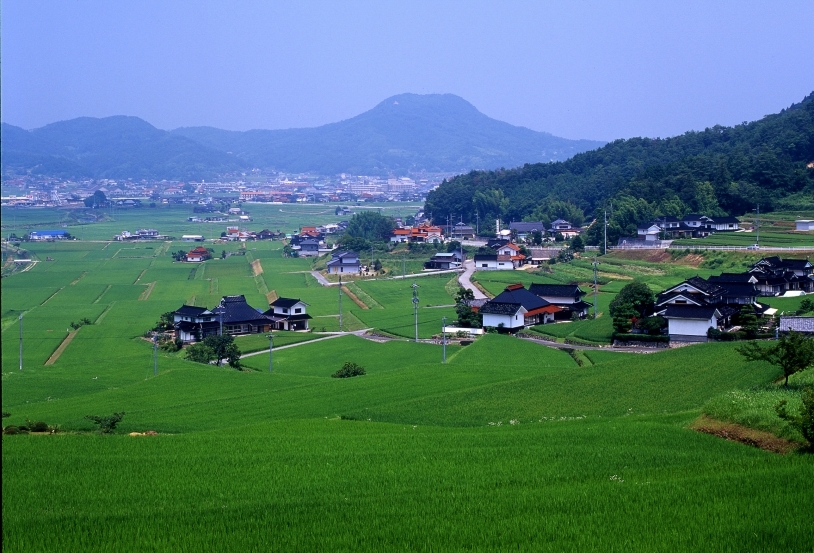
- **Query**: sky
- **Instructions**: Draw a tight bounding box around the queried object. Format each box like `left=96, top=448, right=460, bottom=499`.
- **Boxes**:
left=2, top=0, right=813, bottom=142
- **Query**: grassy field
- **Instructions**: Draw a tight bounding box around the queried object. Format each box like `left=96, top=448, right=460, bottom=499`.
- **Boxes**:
left=3, top=211, right=814, bottom=552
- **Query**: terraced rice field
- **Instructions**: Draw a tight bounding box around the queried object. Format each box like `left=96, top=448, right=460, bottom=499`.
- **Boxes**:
left=3, top=220, right=813, bottom=552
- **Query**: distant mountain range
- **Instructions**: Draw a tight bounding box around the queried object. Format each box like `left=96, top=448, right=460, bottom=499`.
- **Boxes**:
left=0, top=94, right=604, bottom=180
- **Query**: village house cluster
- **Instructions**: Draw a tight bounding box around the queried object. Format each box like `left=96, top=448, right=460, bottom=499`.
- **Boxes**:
left=172, top=294, right=312, bottom=343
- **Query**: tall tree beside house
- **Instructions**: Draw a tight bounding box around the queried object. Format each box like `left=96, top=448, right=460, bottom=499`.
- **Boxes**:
left=203, top=335, right=241, bottom=368
left=736, top=331, right=814, bottom=387
left=609, top=281, right=656, bottom=333
left=454, top=287, right=481, bottom=328
left=570, top=235, right=585, bottom=252
left=341, top=211, right=396, bottom=244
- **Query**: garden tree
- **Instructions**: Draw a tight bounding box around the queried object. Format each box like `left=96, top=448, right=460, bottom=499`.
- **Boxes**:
left=83, top=190, right=107, bottom=208
left=185, top=342, right=215, bottom=364
left=405, top=215, right=416, bottom=226
left=531, top=230, right=543, bottom=246
left=609, top=281, right=656, bottom=333
left=171, top=250, right=187, bottom=261
left=203, top=334, right=241, bottom=368
left=446, top=240, right=462, bottom=253
left=221, top=250, right=227, bottom=259
left=556, top=247, right=574, bottom=263
left=737, top=331, right=814, bottom=387
left=341, top=211, right=395, bottom=244
left=338, top=235, right=372, bottom=252
left=735, top=305, right=759, bottom=338
left=454, top=287, right=481, bottom=328
left=798, top=298, right=814, bottom=315
left=570, top=235, right=585, bottom=252
left=775, top=386, right=814, bottom=445
left=637, top=315, right=667, bottom=335
left=372, top=259, right=382, bottom=272
left=153, top=311, right=175, bottom=332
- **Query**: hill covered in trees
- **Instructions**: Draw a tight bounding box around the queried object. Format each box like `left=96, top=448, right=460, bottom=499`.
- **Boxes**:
left=172, top=93, right=604, bottom=175
left=425, top=92, right=814, bottom=242
left=1, top=116, right=242, bottom=180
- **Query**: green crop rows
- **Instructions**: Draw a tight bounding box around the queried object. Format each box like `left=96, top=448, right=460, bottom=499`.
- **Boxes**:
left=3, top=209, right=814, bottom=552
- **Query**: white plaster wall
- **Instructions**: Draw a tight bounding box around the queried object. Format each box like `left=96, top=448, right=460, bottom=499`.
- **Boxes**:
left=668, top=317, right=716, bottom=337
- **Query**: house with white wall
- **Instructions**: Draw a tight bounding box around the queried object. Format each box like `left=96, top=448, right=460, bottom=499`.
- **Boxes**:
left=663, top=305, right=721, bottom=342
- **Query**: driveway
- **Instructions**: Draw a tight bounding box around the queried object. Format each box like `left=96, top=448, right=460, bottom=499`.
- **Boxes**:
left=458, top=260, right=488, bottom=299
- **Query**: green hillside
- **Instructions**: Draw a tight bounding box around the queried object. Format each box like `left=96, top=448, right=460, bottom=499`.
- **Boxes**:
left=425, top=92, right=814, bottom=236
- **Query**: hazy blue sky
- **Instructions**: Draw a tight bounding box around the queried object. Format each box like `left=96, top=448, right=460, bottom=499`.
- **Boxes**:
left=2, top=0, right=812, bottom=141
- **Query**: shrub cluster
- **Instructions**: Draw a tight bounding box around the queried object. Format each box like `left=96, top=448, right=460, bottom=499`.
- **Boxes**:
left=85, top=412, right=125, bottom=433
left=332, top=362, right=366, bottom=378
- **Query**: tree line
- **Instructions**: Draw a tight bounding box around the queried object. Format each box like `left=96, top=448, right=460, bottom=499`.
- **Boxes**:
left=425, top=92, right=814, bottom=242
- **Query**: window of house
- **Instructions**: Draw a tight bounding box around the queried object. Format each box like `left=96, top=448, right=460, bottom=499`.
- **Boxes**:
left=295, top=308, right=302, bottom=314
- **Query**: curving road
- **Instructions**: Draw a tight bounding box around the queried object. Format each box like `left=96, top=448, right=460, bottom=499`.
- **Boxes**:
left=457, top=260, right=488, bottom=299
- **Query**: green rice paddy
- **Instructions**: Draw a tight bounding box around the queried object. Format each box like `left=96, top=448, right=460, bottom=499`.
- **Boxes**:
left=2, top=208, right=814, bottom=552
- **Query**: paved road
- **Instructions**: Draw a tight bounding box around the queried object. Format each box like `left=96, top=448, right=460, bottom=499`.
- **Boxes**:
left=458, top=260, right=488, bottom=299
left=309, top=270, right=336, bottom=286
left=240, top=328, right=373, bottom=358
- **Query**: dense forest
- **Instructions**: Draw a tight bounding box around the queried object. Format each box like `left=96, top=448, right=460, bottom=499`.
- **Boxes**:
left=425, top=92, right=814, bottom=244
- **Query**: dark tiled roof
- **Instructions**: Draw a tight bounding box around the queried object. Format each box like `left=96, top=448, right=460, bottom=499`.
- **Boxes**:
left=474, top=254, right=498, bottom=262
left=214, top=295, right=271, bottom=324
left=270, top=297, right=305, bottom=308
left=710, top=216, right=740, bottom=224
left=684, top=276, right=726, bottom=296
left=480, top=302, right=522, bottom=316
left=175, top=305, right=210, bottom=317
left=490, top=287, right=551, bottom=311
left=663, top=305, right=720, bottom=319
left=718, top=283, right=758, bottom=298
left=529, top=283, right=586, bottom=298
left=708, top=273, right=757, bottom=284
left=509, top=222, right=545, bottom=232
left=656, top=292, right=706, bottom=307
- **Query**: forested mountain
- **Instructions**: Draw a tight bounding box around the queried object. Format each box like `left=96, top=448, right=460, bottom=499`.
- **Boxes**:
left=425, top=92, right=814, bottom=242
left=171, top=94, right=604, bottom=175
left=1, top=116, right=242, bottom=180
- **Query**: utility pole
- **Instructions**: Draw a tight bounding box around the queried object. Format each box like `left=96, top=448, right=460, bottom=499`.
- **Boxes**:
left=476, top=211, right=479, bottom=236
left=338, top=275, right=343, bottom=332
left=412, top=281, right=420, bottom=342
left=152, top=334, right=158, bottom=376
left=755, top=204, right=760, bottom=247
left=592, top=258, right=599, bottom=319
left=442, top=316, right=447, bottom=363
left=603, top=207, right=607, bottom=255
left=267, top=333, right=274, bottom=372
left=402, top=252, right=406, bottom=279
left=19, top=313, right=23, bottom=371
